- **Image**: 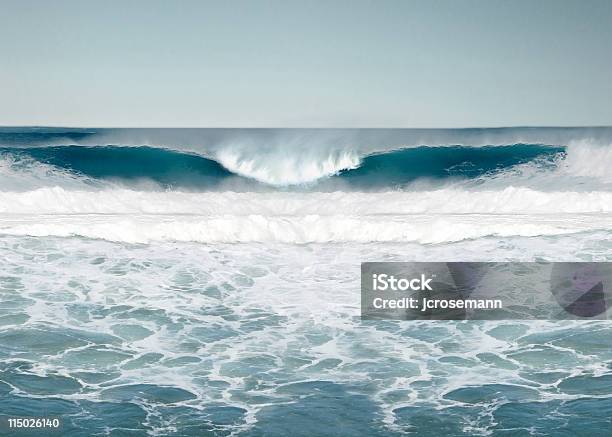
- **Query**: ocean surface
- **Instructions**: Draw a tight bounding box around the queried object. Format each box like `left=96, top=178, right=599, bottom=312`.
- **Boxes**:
left=0, top=127, right=611, bottom=436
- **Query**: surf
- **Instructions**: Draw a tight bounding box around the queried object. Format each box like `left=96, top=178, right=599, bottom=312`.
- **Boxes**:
left=0, top=213, right=608, bottom=244
left=0, top=143, right=568, bottom=189
left=1, top=188, right=611, bottom=215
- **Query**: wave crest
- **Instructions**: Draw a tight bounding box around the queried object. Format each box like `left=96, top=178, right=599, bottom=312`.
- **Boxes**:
left=215, top=148, right=361, bottom=186
left=1, top=141, right=611, bottom=191
left=562, top=140, right=612, bottom=183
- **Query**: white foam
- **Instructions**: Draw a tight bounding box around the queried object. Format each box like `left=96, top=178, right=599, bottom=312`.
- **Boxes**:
left=0, top=187, right=611, bottom=215
left=215, top=148, right=361, bottom=186
left=562, top=139, right=612, bottom=183
left=0, top=213, right=608, bottom=244
left=0, top=154, right=96, bottom=191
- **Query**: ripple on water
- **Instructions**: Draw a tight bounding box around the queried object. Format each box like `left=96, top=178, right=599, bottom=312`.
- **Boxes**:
left=1, top=235, right=611, bottom=435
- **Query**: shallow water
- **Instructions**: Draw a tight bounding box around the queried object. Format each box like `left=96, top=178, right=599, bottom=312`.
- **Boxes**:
left=1, top=236, right=611, bottom=436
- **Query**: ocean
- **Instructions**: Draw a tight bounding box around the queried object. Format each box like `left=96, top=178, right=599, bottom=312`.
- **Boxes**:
left=0, top=127, right=611, bottom=436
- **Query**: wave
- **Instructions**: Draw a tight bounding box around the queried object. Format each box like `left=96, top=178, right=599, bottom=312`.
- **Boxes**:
left=0, top=213, right=608, bottom=244
left=5, top=124, right=612, bottom=189
left=0, top=152, right=100, bottom=191
left=0, top=145, right=234, bottom=190
left=563, top=139, right=612, bottom=183
left=217, top=143, right=567, bottom=186
left=0, top=143, right=566, bottom=188
left=0, top=187, right=611, bottom=215
left=216, top=147, right=361, bottom=186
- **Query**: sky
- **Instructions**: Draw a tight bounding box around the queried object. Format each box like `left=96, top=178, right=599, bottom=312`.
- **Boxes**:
left=1, top=0, right=611, bottom=127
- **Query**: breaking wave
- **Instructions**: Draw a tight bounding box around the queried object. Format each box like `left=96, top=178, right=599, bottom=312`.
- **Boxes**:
left=0, top=187, right=610, bottom=243
left=0, top=143, right=572, bottom=188
left=1, top=127, right=611, bottom=243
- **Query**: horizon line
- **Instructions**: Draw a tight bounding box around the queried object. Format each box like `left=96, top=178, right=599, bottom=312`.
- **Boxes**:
left=1, top=124, right=612, bottom=130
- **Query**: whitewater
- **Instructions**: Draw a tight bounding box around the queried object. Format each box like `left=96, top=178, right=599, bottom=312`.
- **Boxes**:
left=0, top=127, right=611, bottom=436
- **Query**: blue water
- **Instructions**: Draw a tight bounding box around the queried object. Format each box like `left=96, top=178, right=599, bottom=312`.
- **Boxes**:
left=0, top=143, right=564, bottom=189
left=0, top=127, right=611, bottom=436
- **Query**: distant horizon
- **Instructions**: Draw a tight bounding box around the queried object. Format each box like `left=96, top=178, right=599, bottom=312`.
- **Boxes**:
left=2, top=124, right=612, bottom=130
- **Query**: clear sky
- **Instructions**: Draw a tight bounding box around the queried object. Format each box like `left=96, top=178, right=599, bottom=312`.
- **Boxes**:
left=1, top=0, right=611, bottom=127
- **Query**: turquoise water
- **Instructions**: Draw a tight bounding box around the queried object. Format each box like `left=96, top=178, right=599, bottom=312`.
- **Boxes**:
left=1, top=236, right=611, bottom=436
left=0, top=143, right=564, bottom=190
left=0, top=128, right=611, bottom=436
